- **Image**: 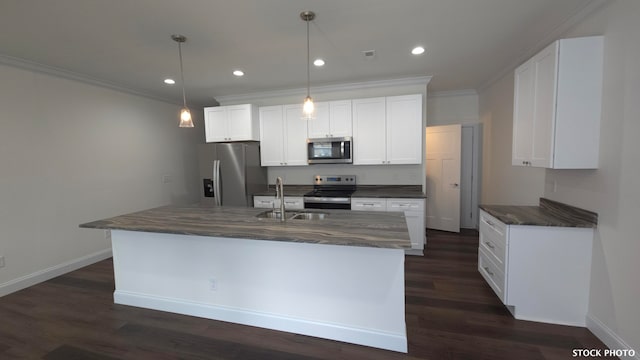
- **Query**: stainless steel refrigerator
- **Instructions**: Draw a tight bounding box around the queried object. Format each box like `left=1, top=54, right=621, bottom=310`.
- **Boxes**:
left=198, top=142, right=268, bottom=207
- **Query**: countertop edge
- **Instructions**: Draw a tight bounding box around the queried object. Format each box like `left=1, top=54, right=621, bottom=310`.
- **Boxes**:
left=80, top=206, right=412, bottom=250
left=480, top=201, right=598, bottom=228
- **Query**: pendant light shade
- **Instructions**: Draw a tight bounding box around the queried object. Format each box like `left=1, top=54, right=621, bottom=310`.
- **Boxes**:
left=301, top=11, right=315, bottom=120
left=172, top=34, right=194, bottom=128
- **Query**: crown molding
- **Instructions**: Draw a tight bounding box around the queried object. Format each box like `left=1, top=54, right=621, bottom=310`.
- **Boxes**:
left=0, top=53, right=180, bottom=106
left=428, top=89, right=478, bottom=98
left=214, top=76, right=432, bottom=104
left=478, top=0, right=610, bottom=93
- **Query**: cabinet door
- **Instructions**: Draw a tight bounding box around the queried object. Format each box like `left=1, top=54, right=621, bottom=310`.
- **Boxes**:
left=352, top=97, right=387, bottom=165
left=386, top=94, right=423, bottom=164
left=283, top=104, right=309, bottom=166
left=204, top=107, right=228, bottom=143
left=307, top=102, right=331, bottom=138
left=329, top=100, right=352, bottom=137
left=512, top=59, right=535, bottom=166
left=388, top=198, right=425, bottom=250
left=259, top=106, right=285, bottom=166
left=227, top=104, right=257, bottom=141
left=530, top=42, right=558, bottom=168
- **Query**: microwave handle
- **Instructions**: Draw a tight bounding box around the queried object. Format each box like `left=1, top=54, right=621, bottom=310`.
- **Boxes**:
left=341, top=141, right=344, bottom=158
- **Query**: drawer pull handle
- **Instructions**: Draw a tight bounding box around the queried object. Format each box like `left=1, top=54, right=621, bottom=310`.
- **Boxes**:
left=485, top=241, right=495, bottom=249
left=483, top=266, right=494, bottom=277
left=363, top=203, right=375, bottom=206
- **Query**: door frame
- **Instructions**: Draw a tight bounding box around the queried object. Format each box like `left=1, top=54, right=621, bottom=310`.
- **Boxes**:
left=461, top=123, right=482, bottom=229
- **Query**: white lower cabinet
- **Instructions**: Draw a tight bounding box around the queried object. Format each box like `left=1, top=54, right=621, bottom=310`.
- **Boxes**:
left=352, top=198, right=426, bottom=253
left=253, top=196, right=304, bottom=210
left=478, top=209, right=593, bottom=326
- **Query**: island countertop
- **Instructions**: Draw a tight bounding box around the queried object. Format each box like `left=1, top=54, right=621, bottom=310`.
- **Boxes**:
left=80, top=205, right=411, bottom=249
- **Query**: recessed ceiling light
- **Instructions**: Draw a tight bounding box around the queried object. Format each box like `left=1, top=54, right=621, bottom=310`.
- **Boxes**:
left=164, top=78, right=176, bottom=85
left=233, top=70, right=244, bottom=77
left=313, top=59, right=325, bottom=67
left=411, top=46, right=425, bottom=55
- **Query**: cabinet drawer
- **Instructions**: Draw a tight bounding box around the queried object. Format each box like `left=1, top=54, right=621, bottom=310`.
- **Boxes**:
left=478, top=247, right=506, bottom=303
left=387, top=198, right=425, bottom=212
left=283, top=197, right=304, bottom=210
left=253, top=196, right=275, bottom=208
left=480, top=211, right=507, bottom=247
left=479, top=210, right=507, bottom=266
left=351, top=198, right=387, bottom=211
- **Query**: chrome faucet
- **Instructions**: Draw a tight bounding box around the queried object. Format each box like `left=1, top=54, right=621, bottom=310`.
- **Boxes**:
left=275, top=176, right=285, bottom=221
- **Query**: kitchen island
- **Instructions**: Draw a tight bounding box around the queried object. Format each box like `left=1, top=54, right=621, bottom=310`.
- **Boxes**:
left=80, top=205, right=411, bottom=352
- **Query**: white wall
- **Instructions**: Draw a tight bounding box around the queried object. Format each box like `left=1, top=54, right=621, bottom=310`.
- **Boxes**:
left=427, top=90, right=479, bottom=127
left=479, top=0, right=640, bottom=354
left=544, top=0, right=640, bottom=354
left=217, top=79, right=428, bottom=185
left=0, top=63, right=202, bottom=295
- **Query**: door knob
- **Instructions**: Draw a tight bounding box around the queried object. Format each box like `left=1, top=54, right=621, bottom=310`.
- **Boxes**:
left=451, top=183, right=459, bottom=188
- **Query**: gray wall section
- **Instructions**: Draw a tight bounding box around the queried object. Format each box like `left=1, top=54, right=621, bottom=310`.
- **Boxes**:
left=0, top=62, right=202, bottom=290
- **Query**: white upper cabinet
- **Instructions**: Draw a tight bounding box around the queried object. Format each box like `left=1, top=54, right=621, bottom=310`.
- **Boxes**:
left=512, top=36, right=603, bottom=169
left=204, top=104, right=259, bottom=143
left=283, top=104, right=309, bottom=166
left=258, top=106, right=285, bottom=166
left=259, top=105, right=308, bottom=166
left=352, top=97, right=387, bottom=165
left=353, top=94, right=423, bottom=165
left=386, top=94, right=423, bottom=164
left=307, top=100, right=353, bottom=138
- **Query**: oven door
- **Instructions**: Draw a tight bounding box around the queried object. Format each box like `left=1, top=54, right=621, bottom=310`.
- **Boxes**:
left=303, top=196, right=352, bottom=209
left=307, top=137, right=352, bottom=164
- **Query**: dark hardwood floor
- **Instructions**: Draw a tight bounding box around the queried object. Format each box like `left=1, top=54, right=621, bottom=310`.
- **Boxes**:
left=0, top=229, right=613, bottom=359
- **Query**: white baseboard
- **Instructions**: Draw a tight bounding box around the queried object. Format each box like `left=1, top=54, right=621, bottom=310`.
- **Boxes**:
left=114, top=290, right=408, bottom=353
left=0, top=248, right=112, bottom=297
left=586, top=314, right=639, bottom=360
left=405, top=249, right=424, bottom=256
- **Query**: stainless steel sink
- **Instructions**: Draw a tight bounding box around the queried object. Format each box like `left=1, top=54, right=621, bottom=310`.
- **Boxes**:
left=290, top=212, right=329, bottom=220
left=255, top=210, right=329, bottom=221
left=255, top=210, right=298, bottom=220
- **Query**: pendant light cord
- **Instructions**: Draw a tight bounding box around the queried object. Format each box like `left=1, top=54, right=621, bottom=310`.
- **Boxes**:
left=178, top=41, right=187, bottom=108
left=306, top=18, right=310, bottom=98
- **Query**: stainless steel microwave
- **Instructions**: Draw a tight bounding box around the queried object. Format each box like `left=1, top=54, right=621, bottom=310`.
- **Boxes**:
left=307, top=137, right=353, bottom=164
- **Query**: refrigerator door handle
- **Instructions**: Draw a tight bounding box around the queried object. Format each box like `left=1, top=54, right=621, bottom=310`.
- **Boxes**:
left=216, top=160, right=222, bottom=206
left=213, top=160, right=221, bottom=206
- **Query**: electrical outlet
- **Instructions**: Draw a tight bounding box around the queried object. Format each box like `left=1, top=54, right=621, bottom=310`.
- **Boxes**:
left=162, top=175, right=172, bottom=184
left=104, top=230, right=111, bottom=240
left=0, top=256, right=5, bottom=268
left=209, top=278, right=217, bottom=291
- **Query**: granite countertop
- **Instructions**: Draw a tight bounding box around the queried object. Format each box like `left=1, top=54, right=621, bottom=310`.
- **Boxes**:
left=480, top=198, right=598, bottom=228
left=352, top=185, right=426, bottom=198
left=255, top=185, right=426, bottom=198
left=80, top=205, right=411, bottom=249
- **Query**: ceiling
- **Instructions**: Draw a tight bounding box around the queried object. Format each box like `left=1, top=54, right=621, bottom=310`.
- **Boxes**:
left=0, top=0, right=603, bottom=107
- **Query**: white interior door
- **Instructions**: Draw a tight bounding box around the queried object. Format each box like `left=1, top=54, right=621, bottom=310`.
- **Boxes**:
left=425, top=125, right=461, bottom=232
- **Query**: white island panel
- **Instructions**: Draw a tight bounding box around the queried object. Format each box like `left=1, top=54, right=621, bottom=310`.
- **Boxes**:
left=111, top=230, right=407, bottom=353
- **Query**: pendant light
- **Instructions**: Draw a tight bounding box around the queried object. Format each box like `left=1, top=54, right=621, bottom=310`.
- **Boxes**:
left=172, top=34, right=194, bottom=128
left=301, top=11, right=316, bottom=120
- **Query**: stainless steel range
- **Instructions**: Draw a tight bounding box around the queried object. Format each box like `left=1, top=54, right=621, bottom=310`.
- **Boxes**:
left=303, top=175, right=356, bottom=209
